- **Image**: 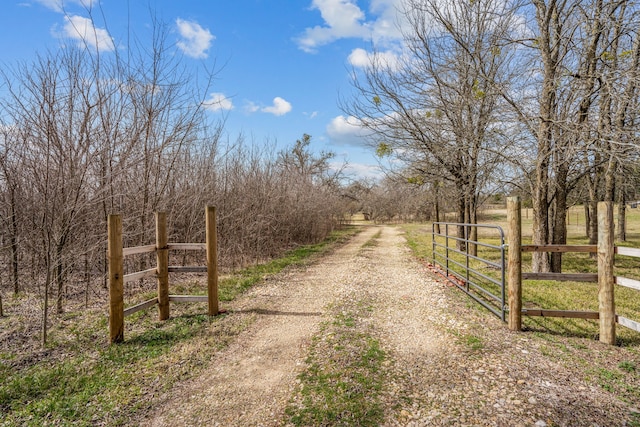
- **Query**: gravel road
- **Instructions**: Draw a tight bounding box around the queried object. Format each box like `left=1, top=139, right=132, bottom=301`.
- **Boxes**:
left=142, top=225, right=635, bottom=426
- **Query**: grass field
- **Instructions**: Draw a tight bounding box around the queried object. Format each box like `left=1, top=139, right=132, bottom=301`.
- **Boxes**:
left=402, top=204, right=640, bottom=347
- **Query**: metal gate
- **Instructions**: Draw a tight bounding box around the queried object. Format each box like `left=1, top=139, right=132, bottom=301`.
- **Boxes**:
left=430, top=222, right=506, bottom=321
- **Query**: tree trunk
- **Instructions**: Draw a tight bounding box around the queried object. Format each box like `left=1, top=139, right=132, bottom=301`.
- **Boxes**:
left=84, top=250, right=90, bottom=308
left=584, top=202, right=590, bottom=239
left=532, top=185, right=550, bottom=272
left=42, top=261, right=51, bottom=346
left=588, top=200, right=598, bottom=246
left=618, top=189, right=626, bottom=242
left=551, top=164, right=568, bottom=273
left=551, top=194, right=567, bottom=273
left=531, top=0, right=557, bottom=274
left=457, top=187, right=466, bottom=251
left=433, top=180, right=440, bottom=234
left=56, top=242, right=64, bottom=314
left=464, top=193, right=471, bottom=253
left=469, top=193, right=478, bottom=257
left=604, top=159, right=616, bottom=203
left=532, top=208, right=550, bottom=272
left=10, top=189, right=19, bottom=295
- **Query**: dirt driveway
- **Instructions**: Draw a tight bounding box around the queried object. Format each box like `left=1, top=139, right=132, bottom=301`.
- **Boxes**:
left=142, top=225, right=634, bottom=426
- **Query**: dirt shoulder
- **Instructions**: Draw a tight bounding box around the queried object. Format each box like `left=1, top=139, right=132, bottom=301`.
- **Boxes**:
left=141, top=225, right=637, bottom=426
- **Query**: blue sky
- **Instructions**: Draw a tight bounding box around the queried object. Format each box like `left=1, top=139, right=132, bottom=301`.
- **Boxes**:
left=1, top=0, right=408, bottom=180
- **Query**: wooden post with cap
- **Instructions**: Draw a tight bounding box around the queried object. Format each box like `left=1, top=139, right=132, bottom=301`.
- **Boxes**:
left=156, top=212, right=170, bottom=320
left=507, top=196, right=522, bottom=331
left=206, top=206, right=219, bottom=315
left=597, top=201, right=616, bottom=345
left=108, top=214, right=124, bottom=344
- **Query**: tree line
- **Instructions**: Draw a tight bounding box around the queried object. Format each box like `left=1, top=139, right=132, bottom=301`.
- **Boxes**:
left=7, top=0, right=638, bottom=344
left=345, top=0, right=640, bottom=270
left=0, top=18, right=348, bottom=343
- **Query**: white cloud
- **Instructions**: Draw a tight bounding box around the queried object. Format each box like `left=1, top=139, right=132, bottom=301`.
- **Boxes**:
left=35, top=0, right=63, bottom=11
left=35, top=0, right=98, bottom=12
left=340, top=161, right=382, bottom=179
left=297, top=0, right=404, bottom=53
left=348, top=47, right=401, bottom=69
left=176, top=18, right=215, bottom=59
left=243, top=101, right=261, bottom=114
left=315, top=0, right=366, bottom=32
left=261, top=97, right=292, bottom=116
left=62, top=15, right=114, bottom=52
left=297, top=0, right=369, bottom=52
left=347, top=47, right=370, bottom=67
left=367, top=0, right=405, bottom=41
left=327, top=115, right=370, bottom=145
left=203, top=93, right=233, bottom=112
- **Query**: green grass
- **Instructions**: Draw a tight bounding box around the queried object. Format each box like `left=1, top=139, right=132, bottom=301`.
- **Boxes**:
left=0, top=225, right=361, bottom=427
left=593, top=365, right=640, bottom=401
left=1, top=313, right=215, bottom=426
left=462, top=334, right=484, bottom=351
left=286, top=300, right=386, bottom=427
left=619, top=361, right=637, bottom=373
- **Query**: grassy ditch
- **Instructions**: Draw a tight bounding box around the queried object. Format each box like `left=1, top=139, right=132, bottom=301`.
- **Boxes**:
left=286, top=298, right=387, bottom=426
left=0, top=226, right=361, bottom=427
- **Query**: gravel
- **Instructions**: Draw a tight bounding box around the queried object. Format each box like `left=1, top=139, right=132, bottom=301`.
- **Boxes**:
left=140, top=225, right=636, bottom=426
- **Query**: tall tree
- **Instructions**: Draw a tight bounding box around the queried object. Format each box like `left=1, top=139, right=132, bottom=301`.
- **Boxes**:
left=344, top=0, right=518, bottom=252
left=496, top=0, right=640, bottom=271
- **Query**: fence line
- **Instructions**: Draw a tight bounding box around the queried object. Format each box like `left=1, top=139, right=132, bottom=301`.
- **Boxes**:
left=507, top=197, right=640, bottom=345
left=108, top=205, right=221, bottom=344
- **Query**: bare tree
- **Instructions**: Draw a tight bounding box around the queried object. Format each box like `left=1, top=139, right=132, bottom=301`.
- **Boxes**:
left=0, top=10, right=221, bottom=343
left=1, top=46, right=105, bottom=341
left=489, top=0, right=640, bottom=272
left=0, top=6, right=353, bottom=349
left=344, top=0, right=518, bottom=252
left=0, top=125, right=25, bottom=295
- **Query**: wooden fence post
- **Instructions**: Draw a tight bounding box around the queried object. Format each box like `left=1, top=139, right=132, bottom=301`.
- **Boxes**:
left=206, top=206, right=219, bottom=316
left=597, top=201, right=616, bottom=345
left=507, top=196, right=522, bottom=331
left=156, top=212, right=170, bottom=320
left=108, top=214, right=124, bottom=344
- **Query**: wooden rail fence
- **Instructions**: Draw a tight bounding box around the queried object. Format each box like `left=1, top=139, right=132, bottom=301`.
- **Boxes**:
left=507, top=197, right=640, bottom=345
left=108, top=206, right=221, bottom=344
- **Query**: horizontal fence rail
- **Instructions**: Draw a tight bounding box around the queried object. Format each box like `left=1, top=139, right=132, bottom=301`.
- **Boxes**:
left=615, top=276, right=640, bottom=292
left=122, top=245, right=156, bottom=256
left=431, top=222, right=506, bottom=321
left=521, top=272, right=598, bottom=282
left=124, top=268, right=157, bottom=284
left=520, top=245, right=597, bottom=253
